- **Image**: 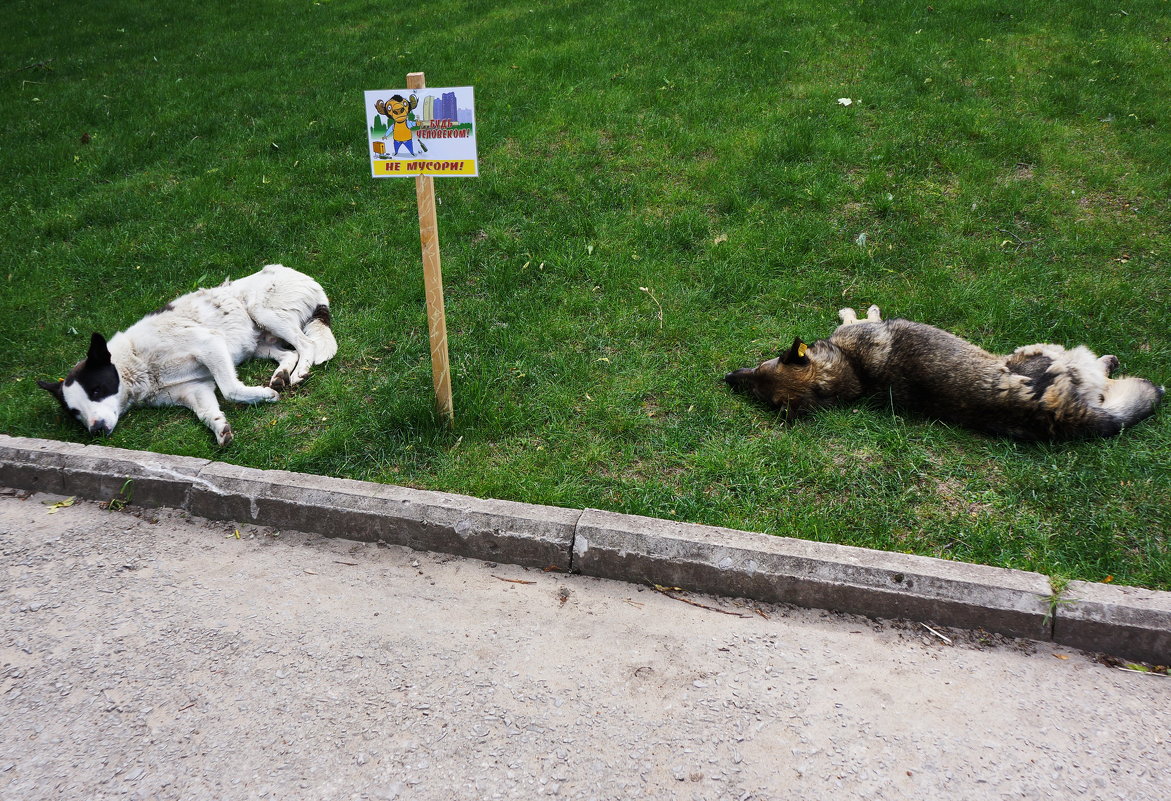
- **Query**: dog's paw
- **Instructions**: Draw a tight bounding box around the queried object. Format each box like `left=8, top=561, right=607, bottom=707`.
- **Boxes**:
left=215, top=423, right=234, bottom=447
left=269, top=369, right=290, bottom=392
left=231, top=386, right=280, bottom=404
left=1099, top=355, right=1120, bottom=376
left=839, top=306, right=881, bottom=328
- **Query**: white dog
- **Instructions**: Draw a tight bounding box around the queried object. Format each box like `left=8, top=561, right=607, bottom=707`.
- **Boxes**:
left=39, top=264, right=337, bottom=446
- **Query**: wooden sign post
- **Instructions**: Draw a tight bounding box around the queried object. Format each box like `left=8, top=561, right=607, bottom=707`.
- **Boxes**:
left=364, top=77, right=478, bottom=426
left=406, top=72, right=452, bottom=425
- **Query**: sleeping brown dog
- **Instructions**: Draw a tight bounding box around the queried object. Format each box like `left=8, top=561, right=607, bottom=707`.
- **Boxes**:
left=725, top=306, right=1163, bottom=439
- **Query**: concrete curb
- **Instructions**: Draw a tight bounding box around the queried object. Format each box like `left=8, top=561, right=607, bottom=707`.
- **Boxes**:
left=1, top=434, right=1168, bottom=664
left=0, top=437, right=211, bottom=509
left=1054, top=581, right=1171, bottom=666
left=185, top=461, right=578, bottom=570
left=574, top=508, right=1054, bottom=642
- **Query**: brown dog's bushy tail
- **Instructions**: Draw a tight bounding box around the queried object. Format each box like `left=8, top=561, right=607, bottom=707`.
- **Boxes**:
left=1100, top=378, right=1164, bottom=435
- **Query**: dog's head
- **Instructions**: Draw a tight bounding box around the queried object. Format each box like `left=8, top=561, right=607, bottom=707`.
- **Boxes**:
left=38, top=332, right=125, bottom=437
left=725, top=337, right=821, bottom=418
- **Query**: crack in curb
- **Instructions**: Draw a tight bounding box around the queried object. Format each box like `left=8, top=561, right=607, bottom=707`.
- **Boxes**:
left=566, top=510, right=582, bottom=575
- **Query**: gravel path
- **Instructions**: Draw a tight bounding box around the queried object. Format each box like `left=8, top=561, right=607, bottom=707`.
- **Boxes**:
left=1, top=489, right=1168, bottom=800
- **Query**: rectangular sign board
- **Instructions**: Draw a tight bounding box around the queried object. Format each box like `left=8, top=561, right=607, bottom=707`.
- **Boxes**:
left=364, top=86, right=478, bottom=177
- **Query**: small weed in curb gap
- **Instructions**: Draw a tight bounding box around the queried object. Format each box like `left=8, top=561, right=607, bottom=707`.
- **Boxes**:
left=100, top=479, right=134, bottom=513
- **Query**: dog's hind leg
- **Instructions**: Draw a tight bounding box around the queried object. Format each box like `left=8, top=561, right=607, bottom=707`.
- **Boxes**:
left=248, top=308, right=321, bottom=386
left=838, top=306, right=882, bottom=327
left=255, top=339, right=299, bottom=392
left=165, top=381, right=235, bottom=446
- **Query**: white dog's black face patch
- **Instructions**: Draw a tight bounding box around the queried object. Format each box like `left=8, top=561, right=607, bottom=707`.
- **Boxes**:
left=38, top=332, right=123, bottom=436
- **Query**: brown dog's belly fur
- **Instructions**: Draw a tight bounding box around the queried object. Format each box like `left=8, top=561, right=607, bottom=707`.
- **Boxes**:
left=832, top=322, right=1036, bottom=434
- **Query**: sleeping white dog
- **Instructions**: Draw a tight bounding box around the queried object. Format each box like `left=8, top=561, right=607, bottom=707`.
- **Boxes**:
left=39, top=264, right=337, bottom=446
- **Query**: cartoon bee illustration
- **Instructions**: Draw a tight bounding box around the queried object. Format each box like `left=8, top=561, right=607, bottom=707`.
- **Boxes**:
left=374, top=94, right=427, bottom=155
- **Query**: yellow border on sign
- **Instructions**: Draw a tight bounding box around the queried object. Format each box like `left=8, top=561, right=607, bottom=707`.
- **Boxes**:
left=372, top=159, right=477, bottom=177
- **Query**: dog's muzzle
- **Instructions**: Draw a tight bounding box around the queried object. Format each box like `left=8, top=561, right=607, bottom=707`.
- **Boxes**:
left=724, top=368, right=754, bottom=392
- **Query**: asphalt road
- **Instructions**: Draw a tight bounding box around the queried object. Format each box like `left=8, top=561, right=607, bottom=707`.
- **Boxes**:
left=2, top=490, right=1168, bottom=800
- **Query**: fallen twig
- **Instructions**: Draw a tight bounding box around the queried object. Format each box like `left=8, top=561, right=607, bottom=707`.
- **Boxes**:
left=639, top=286, right=664, bottom=329
left=732, top=599, right=770, bottom=620
left=921, top=622, right=952, bottom=644
left=4, top=58, right=54, bottom=77
left=492, top=575, right=537, bottom=585
left=995, top=227, right=1037, bottom=252
left=652, top=584, right=752, bottom=617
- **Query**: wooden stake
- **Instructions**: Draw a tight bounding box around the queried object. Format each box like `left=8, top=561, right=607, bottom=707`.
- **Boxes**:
left=406, top=71, right=453, bottom=425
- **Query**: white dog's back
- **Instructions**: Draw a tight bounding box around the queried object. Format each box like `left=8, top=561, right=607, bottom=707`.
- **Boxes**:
left=230, top=264, right=329, bottom=332
left=224, top=264, right=337, bottom=367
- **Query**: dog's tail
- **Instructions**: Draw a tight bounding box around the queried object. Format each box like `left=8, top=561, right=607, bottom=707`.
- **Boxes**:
left=1099, top=377, right=1164, bottom=435
left=305, top=304, right=337, bottom=366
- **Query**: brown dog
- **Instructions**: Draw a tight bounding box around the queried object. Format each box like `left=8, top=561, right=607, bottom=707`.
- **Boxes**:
left=725, top=306, right=1163, bottom=439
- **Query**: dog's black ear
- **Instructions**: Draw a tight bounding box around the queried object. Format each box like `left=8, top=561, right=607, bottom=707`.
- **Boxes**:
left=86, top=332, right=112, bottom=368
left=780, top=337, right=810, bottom=366
left=37, top=378, right=65, bottom=400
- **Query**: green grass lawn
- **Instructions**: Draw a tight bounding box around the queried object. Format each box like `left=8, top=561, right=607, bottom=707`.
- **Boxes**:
left=2, top=0, right=1168, bottom=589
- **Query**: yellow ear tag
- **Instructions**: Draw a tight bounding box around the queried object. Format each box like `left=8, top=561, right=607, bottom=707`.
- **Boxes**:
left=796, top=343, right=807, bottom=358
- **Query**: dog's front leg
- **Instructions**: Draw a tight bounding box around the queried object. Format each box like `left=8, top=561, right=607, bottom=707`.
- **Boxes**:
left=198, top=340, right=280, bottom=404
left=166, top=382, right=235, bottom=446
